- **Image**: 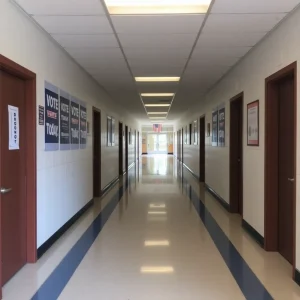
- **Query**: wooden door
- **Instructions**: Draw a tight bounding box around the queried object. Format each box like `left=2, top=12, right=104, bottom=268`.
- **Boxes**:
left=278, top=75, right=295, bottom=263
left=119, top=122, right=123, bottom=175
left=93, top=109, right=101, bottom=197
left=199, top=117, right=205, bottom=182
left=230, top=95, right=243, bottom=215
left=125, top=126, right=128, bottom=171
left=0, top=71, right=27, bottom=284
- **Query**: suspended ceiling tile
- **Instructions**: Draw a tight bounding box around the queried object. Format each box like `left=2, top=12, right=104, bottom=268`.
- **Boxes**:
left=112, top=15, right=205, bottom=34
left=193, top=46, right=252, bottom=58
left=203, top=13, right=286, bottom=33
left=123, top=47, right=192, bottom=59
left=127, top=58, right=187, bottom=69
left=118, top=33, right=197, bottom=48
left=14, top=0, right=105, bottom=15
left=189, top=55, right=240, bottom=67
left=65, top=47, right=123, bottom=59
left=52, top=34, right=119, bottom=48
left=211, top=0, right=300, bottom=14
left=198, top=31, right=267, bottom=47
left=33, top=16, right=113, bottom=34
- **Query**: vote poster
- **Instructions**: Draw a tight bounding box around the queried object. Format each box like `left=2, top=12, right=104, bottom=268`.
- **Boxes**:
left=218, top=106, right=225, bottom=147
left=212, top=110, right=218, bottom=147
left=45, top=82, right=59, bottom=151
left=70, top=97, right=80, bottom=150
left=60, top=90, right=70, bottom=150
left=80, top=102, right=87, bottom=149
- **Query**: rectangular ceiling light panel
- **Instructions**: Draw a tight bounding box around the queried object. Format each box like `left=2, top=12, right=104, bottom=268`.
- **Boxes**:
left=144, top=104, right=171, bottom=107
left=135, top=77, right=180, bottom=82
left=141, top=93, right=175, bottom=97
left=104, top=0, right=211, bottom=14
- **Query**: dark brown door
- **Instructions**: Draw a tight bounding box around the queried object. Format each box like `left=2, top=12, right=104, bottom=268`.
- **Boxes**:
left=125, top=126, right=128, bottom=171
left=0, top=71, right=26, bottom=284
left=230, top=95, right=243, bottom=215
left=181, top=128, right=184, bottom=164
left=119, top=122, right=123, bottom=175
left=278, top=75, right=294, bottom=263
left=199, top=117, right=205, bottom=182
left=137, top=131, right=140, bottom=160
left=93, top=109, right=101, bottom=197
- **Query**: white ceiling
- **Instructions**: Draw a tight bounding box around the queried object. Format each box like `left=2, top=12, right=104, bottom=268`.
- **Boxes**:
left=13, top=0, right=300, bottom=122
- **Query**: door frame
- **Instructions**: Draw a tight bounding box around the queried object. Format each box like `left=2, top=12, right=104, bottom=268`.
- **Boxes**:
left=199, top=115, right=206, bottom=182
left=92, top=107, right=101, bottom=196
left=265, top=62, right=297, bottom=275
left=0, top=55, right=37, bottom=293
left=229, top=92, right=244, bottom=214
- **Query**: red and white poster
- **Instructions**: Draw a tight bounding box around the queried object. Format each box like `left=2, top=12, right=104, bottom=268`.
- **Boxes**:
left=247, top=100, right=259, bottom=146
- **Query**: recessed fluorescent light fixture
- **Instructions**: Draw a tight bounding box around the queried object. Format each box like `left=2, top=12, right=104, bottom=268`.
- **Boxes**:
left=144, top=240, right=170, bottom=246
left=148, top=211, right=167, bottom=215
left=141, top=266, right=174, bottom=274
left=141, top=93, right=174, bottom=97
left=149, top=118, right=167, bottom=120
left=147, top=112, right=168, bottom=115
left=135, top=77, right=180, bottom=82
left=104, top=0, right=211, bottom=15
left=144, top=104, right=171, bottom=107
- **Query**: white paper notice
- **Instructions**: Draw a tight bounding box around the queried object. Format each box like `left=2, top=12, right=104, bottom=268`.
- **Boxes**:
left=8, top=105, right=19, bottom=150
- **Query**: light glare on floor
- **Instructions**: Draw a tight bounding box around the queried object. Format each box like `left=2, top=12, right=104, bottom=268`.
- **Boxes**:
left=149, top=204, right=166, bottom=208
left=144, top=104, right=171, bottom=107
left=144, top=240, right=170, bottom=246
left=141, top=93, right=174, bottom=97
left=148, top=211, right=167, bottom=215
left=141, top=266, right=174, bottom=273
left=104, top=0, right=211, bottom=15
left=135, top=77, right=180, bottom=82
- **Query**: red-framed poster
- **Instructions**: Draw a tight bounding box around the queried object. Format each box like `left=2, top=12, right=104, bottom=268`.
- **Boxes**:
left=247, top=100, right=259, bottom=146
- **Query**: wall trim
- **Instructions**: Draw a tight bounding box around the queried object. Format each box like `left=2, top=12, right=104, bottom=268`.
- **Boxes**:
left=294, top=269, right=300, bottom=286
left=205, top=184, right=230, bottom=212
left=37, top=172, right=123, bottom=259
left=242, top=219, right=264, bottom=248
left=183, top=163, right=200, bottom=180
left=37, top=199, right=94, bottom=259
left=101, top=176, right=119, bottom=197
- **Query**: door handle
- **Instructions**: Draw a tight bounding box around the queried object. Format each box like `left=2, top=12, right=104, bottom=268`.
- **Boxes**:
left=1, top=187, right=12, bottom=194
left=288, top=178, right=295, bottom=182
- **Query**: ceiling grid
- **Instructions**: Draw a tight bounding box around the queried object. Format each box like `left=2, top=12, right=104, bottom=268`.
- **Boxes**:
left=13, top=0, right=300, bottom=123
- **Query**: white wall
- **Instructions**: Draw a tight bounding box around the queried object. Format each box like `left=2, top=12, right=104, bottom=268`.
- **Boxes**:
left=0, top=0, right=139, bottom=248
left=176, top=7, right=300, bottom=270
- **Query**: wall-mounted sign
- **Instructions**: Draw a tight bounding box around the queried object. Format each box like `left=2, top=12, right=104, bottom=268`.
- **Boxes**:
left=60, top=90, right=70, bottom=150
left=212, top=110, right=218, bottom=146
left=8, top=105, right=19, bottom=150
left=70, top=97, right=80, bottom=150
left=38, top=105, right=44, bottom=125
left=247, top=100, right=259, bottom=146
left=218, top=106, right=225, bottom=147
left=45, top=81, right=59, bottom=151
left=80, top=103, right=87, bottom=149
left=207, top=123, right=210, bottom=137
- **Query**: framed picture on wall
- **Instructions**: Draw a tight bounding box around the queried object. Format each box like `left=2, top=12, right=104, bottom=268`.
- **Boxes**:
left=193, top=119, right=198, bottom=145
left=218, top=106, right=225, bottom=147
left=207, top=123, right=210, bottom=137
left=212, top=110, right=218, bottom=146
left=107, top=116, right=112, bottom=146
left=247, top=100, right=259, bottom=146
left=111, top=118, right=115, bottom=146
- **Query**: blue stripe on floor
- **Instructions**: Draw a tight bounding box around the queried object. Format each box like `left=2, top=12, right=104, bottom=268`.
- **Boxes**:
left=31, top=175, right=131, bottom=300
left=183, top=178, right=273, bottom=300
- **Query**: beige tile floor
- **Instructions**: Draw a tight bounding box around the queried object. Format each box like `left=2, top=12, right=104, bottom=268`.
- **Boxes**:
left=3, top=155, right=300, bottom=299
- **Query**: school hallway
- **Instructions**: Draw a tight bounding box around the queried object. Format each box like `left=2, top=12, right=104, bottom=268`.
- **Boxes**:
left=1, top=155, right=299, bottom=300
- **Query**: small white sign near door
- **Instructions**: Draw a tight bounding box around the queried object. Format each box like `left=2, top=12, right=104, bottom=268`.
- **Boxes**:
left=8, top=105, right=19, bottom=150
